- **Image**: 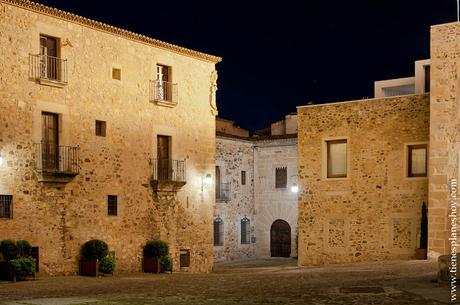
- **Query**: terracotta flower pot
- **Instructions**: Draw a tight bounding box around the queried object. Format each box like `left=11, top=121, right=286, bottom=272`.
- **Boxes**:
left=415, top=248, right=427, bottom=260
left=79, top=259, right=99, bottom=277
left=143, top=257, right=160, bottom=273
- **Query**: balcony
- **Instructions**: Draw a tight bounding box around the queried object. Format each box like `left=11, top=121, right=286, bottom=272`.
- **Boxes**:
left=151, top=159, right=186, bottom=192
left=34, top=143, right=79, bottom=183
left=29, top=54, right=68, bottom=87
left=149, top=80, right=178, bottom=107
left=216, top=182, right=231, bottom=202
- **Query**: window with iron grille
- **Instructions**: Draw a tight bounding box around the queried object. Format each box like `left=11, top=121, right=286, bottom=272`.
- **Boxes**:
left=275, top=167, right=287, bottom=188
left=241, top=217, right=250, bottom=244
left=95, top=120, right=106, bottom=137
left=241, top=170, right=246, bottom=185
left=0, top=195, right=12, bottom=219
left=213, top=217, right=224, bottom=246
left=107, top=195, right=117, bottom=216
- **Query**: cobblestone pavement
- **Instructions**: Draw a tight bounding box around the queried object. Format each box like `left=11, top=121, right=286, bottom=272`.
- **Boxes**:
left=0, top=259, right=454, bottom=305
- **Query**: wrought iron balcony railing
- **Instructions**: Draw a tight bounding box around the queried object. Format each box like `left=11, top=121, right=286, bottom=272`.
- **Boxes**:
left=29, top=54, right=68, bottom=84
left=152, top=159, right=186, bottom=183
left=150, top=80, right=178, bottom=105
left=34, top=143, right=79, bottom=176
left=216, top=182, right=231, bottom=202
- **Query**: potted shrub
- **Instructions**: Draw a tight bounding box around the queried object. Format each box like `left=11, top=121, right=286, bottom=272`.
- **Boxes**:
left=99, top=255, right=116, bottom=276
left=0, top=240, right=19, bottom=281
left=415, top=202, right=428, bottom=260
left=160, top=255, right=173, bottom=273
left=0, top=240, right=36, bottom=282
left=79, top=239, right=108, bottom=276
left=143, top=240, right=169, bottom=273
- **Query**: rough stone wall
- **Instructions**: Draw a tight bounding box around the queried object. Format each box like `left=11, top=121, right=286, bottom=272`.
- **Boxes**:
left=0, top=2, right=217, bottom=274
left=253, top=138, right=298, bottom=257
left=297, top=94, right=430, bottom=266
left=214, top=136, right=255, bottom=261
left=429, top=22, right=460, bottom=257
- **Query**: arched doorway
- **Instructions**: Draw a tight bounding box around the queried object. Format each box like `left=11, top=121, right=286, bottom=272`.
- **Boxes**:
left=270, top=219, right=291, bottom=257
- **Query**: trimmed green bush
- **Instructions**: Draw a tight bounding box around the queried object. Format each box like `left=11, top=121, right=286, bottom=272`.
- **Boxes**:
left=143, top=240, right=169, bottom=258
left=10, top=257, right=35, bottom=280
left=0, top=240, right=19, bottom=261
left=16, top=240, right=32, bottom=258
left=81, top=240, right=108, bottom=261
left=99, top=256, right=116, bottom=274
left=160, top=255, right=172, bottom=273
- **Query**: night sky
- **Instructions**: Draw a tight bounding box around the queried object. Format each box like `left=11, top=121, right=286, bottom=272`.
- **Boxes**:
left=32, top=0, right=457, bottom=131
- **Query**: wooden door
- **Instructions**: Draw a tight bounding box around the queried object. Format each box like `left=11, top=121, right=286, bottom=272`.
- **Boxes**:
left=215, top=166, right=221, bottom=199
left=157, top=135, right=170, bottom=180
left=270, top=219, right=291, bottom=257
left=42, top=112, right=59, bottom=170
left=40, top=35, right=58, bottom=80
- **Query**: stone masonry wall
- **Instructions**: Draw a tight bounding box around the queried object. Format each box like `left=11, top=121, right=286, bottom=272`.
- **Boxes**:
left=297, top=94, right=430, bottom=266
left=0, top=2, right=217, bottom=274
left=214, top=136, right=256, bottom=261
left=254, top=138, right=298, bottom=257
left=429, top=22, right=460, bottom=257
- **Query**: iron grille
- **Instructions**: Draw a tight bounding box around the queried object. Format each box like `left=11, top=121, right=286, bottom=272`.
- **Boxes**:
left=34, top=143, right=79, bottom=175
left=0, top=195, right=12, bottom=218
left=29, top=54, right=68, bottom=84
left=150, top=80, right=178, bottom=104
left=152, top=159, right=186, bottom=182
left=216, top=182, right=231, bottom=202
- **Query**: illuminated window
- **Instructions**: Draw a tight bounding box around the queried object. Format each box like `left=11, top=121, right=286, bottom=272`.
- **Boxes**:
left=327, top=139, right=347, bottom=178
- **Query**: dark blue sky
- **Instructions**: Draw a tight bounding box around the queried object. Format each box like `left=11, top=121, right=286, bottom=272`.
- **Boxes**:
left=33, top=0, right=457, bottom=131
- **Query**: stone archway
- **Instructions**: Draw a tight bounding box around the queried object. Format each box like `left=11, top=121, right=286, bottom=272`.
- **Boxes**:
left=270, top=219, right=291, bottom=257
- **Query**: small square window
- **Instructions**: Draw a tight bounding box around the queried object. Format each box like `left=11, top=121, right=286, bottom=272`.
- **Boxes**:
left=108, top=195, right=117, bottom=216
left=0, top=195, right=12, bottom=219
left=112, top=68, right=121, bottom=80
left=241, top=171, right=246, bottom=185
left=408, top=144, right=427, bottom=177
left=327, top=139, right=347, bottom=178
left=96, top=120, right=106, bottom=137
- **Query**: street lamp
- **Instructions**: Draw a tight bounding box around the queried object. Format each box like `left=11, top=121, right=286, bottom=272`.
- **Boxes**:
left=291, top=183, right=299, bottom=193
left=202, top=173, right=212, bottom=192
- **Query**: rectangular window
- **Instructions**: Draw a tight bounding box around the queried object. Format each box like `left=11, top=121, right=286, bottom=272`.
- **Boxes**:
left=180, top=249, right=190, bottom=267
left=95, top=120, right=106, bottom=137
left=213, top=218, right=224, bottom=246
left=241, top=218, right=250, bottom=244
left=327, top=139, right=347, bottom=178
left=108, top=195, right=117, bottom=216
left=0, top=195, right=12, bottom=218
left=424, top=65, right=430, bottom=93
left=275, top=167, right=287, bottom=188
left=408, top=144, right=427, bottom=177
left=241, top=170, right=246, bottom=185
left=112, top=68, right=121, bottom=80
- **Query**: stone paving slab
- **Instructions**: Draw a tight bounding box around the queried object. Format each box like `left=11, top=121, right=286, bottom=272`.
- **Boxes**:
left=1, top=298, right=97, bottom=305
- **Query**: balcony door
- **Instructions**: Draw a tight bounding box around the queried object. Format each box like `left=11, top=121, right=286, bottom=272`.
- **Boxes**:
left=156, top=65, right=170, bottom=101
left=157, top=135, right=171, bottom=180
left=42, top=112, right=59, bottom=171
left=40, top=35, right=58, bottom=80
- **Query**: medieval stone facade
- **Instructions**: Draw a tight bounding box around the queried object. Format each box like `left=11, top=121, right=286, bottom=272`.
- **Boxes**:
left=297, top=21, right=460, bottom=265
left=215, top=117, right=298, bottom=261
left=297, top=95, right=430, bottom=265
left=0, top=0, right=220, bottom=274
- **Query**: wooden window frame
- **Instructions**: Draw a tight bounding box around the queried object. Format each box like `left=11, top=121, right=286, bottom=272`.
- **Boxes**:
left=107, top=195, right=118, bottom=216
left=0, top=195, right=12, bottom=219
left=241, top=170, right=246, bottom=186
left=95, top=120, right=106, bottom=137
left=407, top=144, right=428, bottom=178
left=326, top=139, right=348, bottom=178
left=275, top=167, right=287, bottom=189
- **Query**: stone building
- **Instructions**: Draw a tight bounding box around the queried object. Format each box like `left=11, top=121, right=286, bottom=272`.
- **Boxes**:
left=297, top=21, right=460, bottom=266
left=0, top=0, right=221, bottom=274
left=214, top=116, right=298, bottom=261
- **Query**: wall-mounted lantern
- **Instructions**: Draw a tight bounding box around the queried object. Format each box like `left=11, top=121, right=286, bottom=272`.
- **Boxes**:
left=202, top=173, right=212, bottom=192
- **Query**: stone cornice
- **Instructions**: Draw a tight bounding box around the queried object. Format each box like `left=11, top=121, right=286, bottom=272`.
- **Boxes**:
left=1, top=0, right=222, bottom=64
